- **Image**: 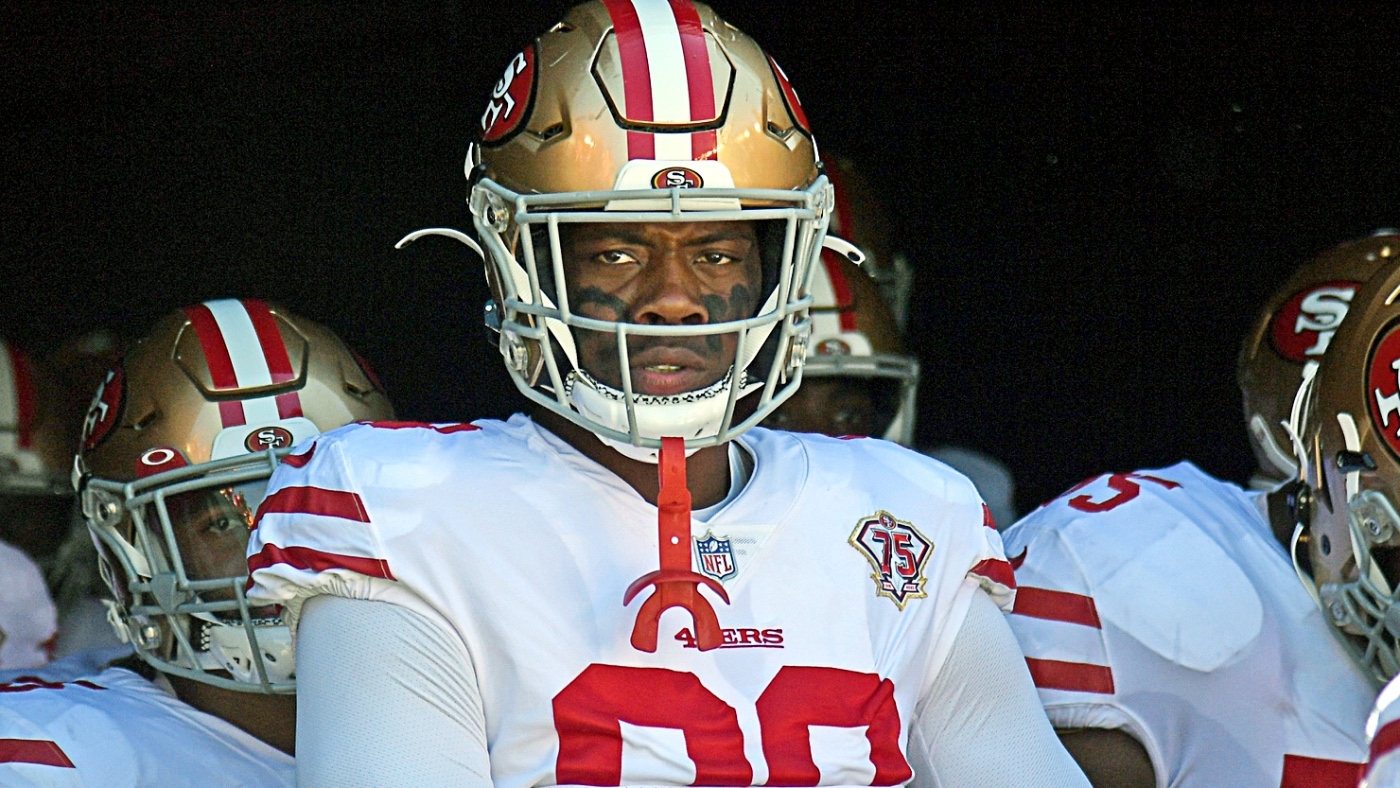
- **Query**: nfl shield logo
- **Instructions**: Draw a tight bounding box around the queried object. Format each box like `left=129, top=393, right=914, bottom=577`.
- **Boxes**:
left=695, top=531, right=737, bottom=582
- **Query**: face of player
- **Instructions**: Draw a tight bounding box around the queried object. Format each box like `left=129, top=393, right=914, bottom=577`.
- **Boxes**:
left=561, top=221, right=763, bottom=397
left=764, top=378, right=879, bottom=437
left=165, top=486, right=260, bottom=607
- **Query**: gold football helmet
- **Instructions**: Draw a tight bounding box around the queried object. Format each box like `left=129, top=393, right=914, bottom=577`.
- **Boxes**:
left=1292, top=254, right=1400, bottom=681
left=1239, top=230, right=1396, bottom=488
left=76, top=299, right=393, bottom=693
left=444, top=0, right=850, bottom=460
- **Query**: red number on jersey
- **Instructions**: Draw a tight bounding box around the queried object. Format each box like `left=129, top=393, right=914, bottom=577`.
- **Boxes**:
left=552, top=665, right=912, bottom=786
left=1065, top=472, right=1181, bottom=513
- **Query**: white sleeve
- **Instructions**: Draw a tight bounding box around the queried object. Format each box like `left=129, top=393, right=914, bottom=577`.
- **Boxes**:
left=908, top=586, right=1091, bottom=788
left=295, top=595, right=491, bottom=787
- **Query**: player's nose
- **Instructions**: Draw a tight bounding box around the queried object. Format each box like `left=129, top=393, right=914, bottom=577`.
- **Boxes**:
left=631, top=255, right=708, bottom=326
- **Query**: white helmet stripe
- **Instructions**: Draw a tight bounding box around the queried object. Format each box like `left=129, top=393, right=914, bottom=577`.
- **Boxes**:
left=202, top=299, right=283, bottom=426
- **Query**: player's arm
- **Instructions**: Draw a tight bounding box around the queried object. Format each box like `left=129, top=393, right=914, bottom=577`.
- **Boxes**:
left=294, top=595, right=490, bottom=787
left=1057, top=729, right=1156, bottom=788
left=907, top=586, right=1091, bottom=787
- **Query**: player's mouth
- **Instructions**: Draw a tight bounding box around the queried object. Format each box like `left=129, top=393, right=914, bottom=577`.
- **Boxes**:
left=630, top=347, right=719, bottom=396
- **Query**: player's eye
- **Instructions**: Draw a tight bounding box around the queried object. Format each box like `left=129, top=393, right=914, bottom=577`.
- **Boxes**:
left=597, top=250, right=638, bottom=265
left=698, top=252, right=736, bottom=266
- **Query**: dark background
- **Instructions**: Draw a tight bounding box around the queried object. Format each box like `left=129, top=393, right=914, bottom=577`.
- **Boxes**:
left=1, top=3, right=1397, bottom=513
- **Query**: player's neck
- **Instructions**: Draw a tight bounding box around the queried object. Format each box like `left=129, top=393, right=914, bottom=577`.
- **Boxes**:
left=533, top=409, right=732, bottom=508
left=167, top=674, right=296, bottom=755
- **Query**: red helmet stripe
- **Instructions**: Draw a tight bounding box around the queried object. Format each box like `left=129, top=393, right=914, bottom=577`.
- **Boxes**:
left=241, top=299, right=304, bottom=419
left=820, top=250, right=859, bottom=332
left=4, top=344, right=36, bottom=448
left=183, top=303, right=247, bottom=428
left=667, top=0, right=717, bottom=160
left=602, top=0, right=657, bottom=160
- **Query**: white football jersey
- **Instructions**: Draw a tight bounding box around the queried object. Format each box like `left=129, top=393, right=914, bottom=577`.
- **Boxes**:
left=1365, top=676, right=1400, bottom=787
left=1003, top=462, right=1374, bottom=788
left=0, top=664, right=293, bottom=787
left=247, top=415, right=1015, bottom=787
left=0, top=537, right=56, bottom=669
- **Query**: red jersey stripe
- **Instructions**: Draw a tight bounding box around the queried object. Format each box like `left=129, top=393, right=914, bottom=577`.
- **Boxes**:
left=5, top=345, right=35, bottom=448
left=0, top=738, right=75, bottom=768
left=282, top=443, right=316, bottom=468
left=1012, top=587, right=1103, bottom=629
left=668, top=0, right=716, bottom=160
left=1370, top=719, right=1400, bottom=770
left=1025, top=657, right=1115, bottom=694
left=970, top=557, right=1017, bottom=591
left=361, top=420, right=482, bottom=434
left=247, top=543, right=395, bottom=583
left=981, top=503, right=997, bottom=530
left=1280, top=754, right=1363, bottom=787
left=254, top=485, right=370, bottom=524
left=601, top=0, right=655, bottom=160
left=820, top=251, right=859, bottom=332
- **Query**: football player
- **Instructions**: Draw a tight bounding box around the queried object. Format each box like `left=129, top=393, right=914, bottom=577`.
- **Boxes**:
left=0, top=338, right=75, bottom=563
left=245, top=2, right=1089, bottom=785
left=1001, top=232, right=1397, bottom=787
left=763, top=154, right=1018, bottom=528
left=0, top=299, right=393, bottom=784
left=1291, top=252, right=1400, bottom=788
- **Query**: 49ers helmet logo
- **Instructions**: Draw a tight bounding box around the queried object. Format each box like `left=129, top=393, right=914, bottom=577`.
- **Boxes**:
left=81, top=367, right=124, bottom=451
left=1269, top=280, right=1359, bottom=363
left=244, top=426, right=294, bottom=453
left=479, top=45, right=537, bottom=145
left=1369, top=319, right=1400, bottom=460
left=650, top=167, right=703, bottom=190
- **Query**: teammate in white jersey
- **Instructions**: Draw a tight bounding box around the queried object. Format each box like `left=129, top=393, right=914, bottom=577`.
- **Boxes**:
left=0, top=300, right=395, bottom=785
left=1003, top=233, right=1398, bottom=787
left=245, top=3, right=1088, bottom=786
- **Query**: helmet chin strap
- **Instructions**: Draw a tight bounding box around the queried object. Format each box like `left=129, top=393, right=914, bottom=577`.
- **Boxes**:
left=623, top=436, right=730, bottom=652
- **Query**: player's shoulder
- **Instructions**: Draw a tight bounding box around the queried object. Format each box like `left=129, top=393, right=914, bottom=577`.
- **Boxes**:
left=0, top=666, right=158, bottom=738
left=277, top=415, right=515, bottom=483
left=1006, top=461, right=1253, bottom=549
left=762, top=429, right=981, bottom=507
left=1006, top=462, right=1272, bottom=674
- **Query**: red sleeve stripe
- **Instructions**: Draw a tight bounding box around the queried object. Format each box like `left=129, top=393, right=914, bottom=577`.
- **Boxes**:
left=4, top=345, right=35, bottom=448
left=1280, top=754, right=1363, bottom=787
left=254, top=485, right=369, bottom=525
left=282, top=443, right=316, bottom=468
left=1370, top=719, right=1400, bottom=768
left=247, top=543, right=395, bottom=582
left=361, top=420, right=481, bottom=434
left=969, top=557, right=1017, bottom=591
left=1025, top=658, right=1115, bottom=694
left=667, top=0, right=717, bottom=160
left=981, top=503, right=997, bottom=530
left=0, top=738, right=75, bottom=768
left=1011, top=587, right=1102, bottom=629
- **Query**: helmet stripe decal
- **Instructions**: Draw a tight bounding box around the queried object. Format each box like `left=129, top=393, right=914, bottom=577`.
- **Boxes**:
left=184, top=303, right=247, bottom=427
left=202, top=299, right=288, bottom=427
left=601, top=0, right=657, bottom=159
left=604, top=0, right=713, bottom=161
left=667, top=0, right=718, bottom=160
left=1, top=343, right=35, bottom=448
left=241, top=299, right=305, bottom=419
